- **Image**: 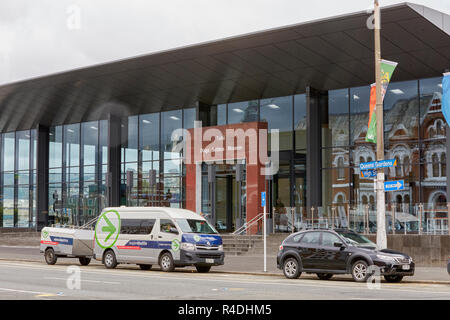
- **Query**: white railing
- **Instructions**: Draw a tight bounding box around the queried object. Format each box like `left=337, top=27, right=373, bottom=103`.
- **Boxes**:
left=232, top=213, right=264, bottom=235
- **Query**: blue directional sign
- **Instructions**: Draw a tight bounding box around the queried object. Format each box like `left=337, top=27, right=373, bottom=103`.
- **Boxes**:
left=360, top=169, right=377, bottom=178
left=360, top=159, right=397, bottom=171
left=261, top=192, right=266, bottom=207
left=384, top=180, right=404, bottom=192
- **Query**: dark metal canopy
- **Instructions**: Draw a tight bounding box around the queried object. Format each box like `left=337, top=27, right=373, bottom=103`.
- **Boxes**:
left=0, top=2, right=449, bottom=132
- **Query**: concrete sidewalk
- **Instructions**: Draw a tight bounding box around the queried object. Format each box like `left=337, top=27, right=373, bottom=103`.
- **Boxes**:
left=0, top=246, right=448, bottom=284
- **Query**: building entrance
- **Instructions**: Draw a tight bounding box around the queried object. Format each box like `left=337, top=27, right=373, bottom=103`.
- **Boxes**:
left=201, top=161, right=246, bottom=233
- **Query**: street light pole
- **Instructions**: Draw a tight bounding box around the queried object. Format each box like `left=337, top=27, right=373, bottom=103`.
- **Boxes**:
left=374, top=0, right=387, bottom=249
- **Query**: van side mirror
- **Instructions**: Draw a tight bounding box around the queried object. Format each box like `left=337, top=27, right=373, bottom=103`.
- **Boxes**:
left=169, top=227, right=179, bottom=235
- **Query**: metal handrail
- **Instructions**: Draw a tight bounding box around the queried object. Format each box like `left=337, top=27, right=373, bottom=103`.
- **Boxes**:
left=232, top=213, right=264, bottom=235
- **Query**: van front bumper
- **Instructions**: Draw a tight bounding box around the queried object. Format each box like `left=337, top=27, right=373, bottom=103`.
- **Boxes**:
left=178, top=249, right=225, bottom=266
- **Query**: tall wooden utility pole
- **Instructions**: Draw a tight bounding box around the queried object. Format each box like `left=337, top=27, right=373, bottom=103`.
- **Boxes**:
left=374, top=0, right=387, bottom=249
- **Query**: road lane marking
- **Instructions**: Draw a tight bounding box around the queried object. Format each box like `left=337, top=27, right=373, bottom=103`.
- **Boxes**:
left=0, top=287, right=53, bottom=295
left=0, top=261, right=449, bottom=296
left=44, top=277, right=120, bottom=285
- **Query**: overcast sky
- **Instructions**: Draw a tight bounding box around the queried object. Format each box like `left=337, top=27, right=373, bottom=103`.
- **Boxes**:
left=0, top=0, right=449, bottom=85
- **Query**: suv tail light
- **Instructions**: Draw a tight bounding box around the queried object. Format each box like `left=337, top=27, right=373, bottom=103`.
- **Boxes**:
left=279, top=245, right=283, bottom=251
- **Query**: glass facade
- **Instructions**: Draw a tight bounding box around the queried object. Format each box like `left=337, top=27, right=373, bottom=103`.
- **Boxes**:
left=321, top=77, right=446, bottom=212
left=0, top=74, right=446, bottom=234
left=48, top=120, right=108, bottom=226
left=0, top=130, right=37, bottom=227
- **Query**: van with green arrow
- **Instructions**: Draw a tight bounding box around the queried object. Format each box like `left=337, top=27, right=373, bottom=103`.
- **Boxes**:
left=93, top=207, right=224, bottom=273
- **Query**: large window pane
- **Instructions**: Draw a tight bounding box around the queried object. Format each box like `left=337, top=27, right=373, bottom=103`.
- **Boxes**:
left=17, top=186, right=29, bottom=227
left=49, top=126, right=63, bottom=168
left=2, top=186, right=14, bottom=227
left=294, top=94, right=307, bottom=150
left=260, top=96, right=293, bottom=151
left=162, top=109, right=182, bottom=156
left=100, top=120, right=108, bottom=165
left=323, top=89, right=349, bottom=148
left=227, top=100, right=258, bottom=124
left=65, top=124, right=80, bottom=167
left=183, top=108, right=196, bottom=129
left=420, top=77, right=446, bottom=210
left=124, top=116, right=138, bottom=163
left=140, top=113, right=160, bottom=161
left=3, top=132, right=15, bottom=171
left=350, top=85, right=371, bottom=146
left=82, top=122, right=98, bottom=166
left=384, top=80, right=419, bottom=146
left=17, top=131, right=30, bottom=170
left=217, top=104, right=227, bottom=125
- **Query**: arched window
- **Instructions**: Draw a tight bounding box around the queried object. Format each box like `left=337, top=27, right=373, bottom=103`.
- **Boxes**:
left=432, top=153, right=440, bottom=177
left=369, top=196, right=375, bottom=205
left=359, top=156, right=365, bottom=165
left=403, top=156, right=410, bottom=175
left=362, top=195, right=368, bottom=205
left=436, top=121, right=442, bottom=136
left=396, top=195, right=402, bottom=204
left=404, top=195, right=410, bottom=205
left=441, top=153, right=446, bottom=177
left=337, top=157, right=345, bottom=180
left=429, top=127, right=436, bottom=138
left=367, top=156, right=373, bottom=163
left=337, top=195, right=344, bottom=204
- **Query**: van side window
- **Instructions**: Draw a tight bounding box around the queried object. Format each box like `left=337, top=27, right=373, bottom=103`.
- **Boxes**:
left=160, top=219, right=176, bottom=233
left=121, top=219, right=155, bottom=235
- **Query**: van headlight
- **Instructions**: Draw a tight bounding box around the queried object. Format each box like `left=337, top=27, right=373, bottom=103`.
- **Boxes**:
left=218, top=245, right=223, bottom=251
left=181, top=242, right=195, bottom=251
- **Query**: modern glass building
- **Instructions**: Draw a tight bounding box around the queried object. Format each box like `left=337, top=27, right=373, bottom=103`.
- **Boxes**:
left=0, top=3, right=449, bottom=234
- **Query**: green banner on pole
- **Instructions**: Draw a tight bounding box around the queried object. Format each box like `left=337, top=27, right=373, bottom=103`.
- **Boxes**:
left=365, top=59, right=398, bottom=143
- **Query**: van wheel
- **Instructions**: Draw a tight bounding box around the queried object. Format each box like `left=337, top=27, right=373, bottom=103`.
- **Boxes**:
left=384, top=275, right=403, bottom=283
left=159, top=252, right=175, bottom=272
left=79, top=257, right=91, bottom=266
left=317, top=273, right=333, bottom=280
left=139, top=264, right=152, bottom=270
left=45, top=248, right=57, bottom=265
left=196, top=266, right=211, bottom=273
left=103, top=250, right=117, bottom=269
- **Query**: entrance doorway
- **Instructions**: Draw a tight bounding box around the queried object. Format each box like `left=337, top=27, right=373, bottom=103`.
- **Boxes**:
left=201, top=161, right=246, bottom=233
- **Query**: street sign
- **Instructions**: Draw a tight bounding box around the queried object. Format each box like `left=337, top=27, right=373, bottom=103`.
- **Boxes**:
left=360, top=169, right=377, bottom=178
left=384, top=180, right=404, bottom=192
left=360, top=158, right=397, bottom=171
left=261, top=192, right=266, bottom=207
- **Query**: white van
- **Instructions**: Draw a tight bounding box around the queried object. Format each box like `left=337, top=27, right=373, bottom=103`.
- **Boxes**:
left=93, top=207, right=224, bottom=273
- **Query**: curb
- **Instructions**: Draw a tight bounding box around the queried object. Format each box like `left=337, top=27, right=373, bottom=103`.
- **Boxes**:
left=1, top=257, right=449, bottom=286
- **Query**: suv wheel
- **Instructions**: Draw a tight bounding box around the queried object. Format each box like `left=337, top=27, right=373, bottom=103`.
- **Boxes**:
left=282, top=257, right=301, bottom=279
left=103, top=250, right=117, bottom=269
left=79, top=257, right=91, bottom=266
left=159, top=252, right=175, bottom=272
left=384, top=275, right=403, bottom=283
left=351, top=260, right=369, bottom=282
left=316, top=273, right=333, bottom=280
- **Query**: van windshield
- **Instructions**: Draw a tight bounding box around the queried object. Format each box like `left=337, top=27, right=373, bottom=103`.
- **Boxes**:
left=176, top=219, right=218, bottom=234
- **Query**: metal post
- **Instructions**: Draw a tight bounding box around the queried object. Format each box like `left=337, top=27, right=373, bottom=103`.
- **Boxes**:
left=272, top=207, right=275, bottom=234
left=347, top=203, right=350, bottom=230
left=365, top=205, right=369, bottom=234
left=392, top=204, right=396, bottom=235
left=418, top=203, right=423, bottom=235
left=311, top=206, right=315, bottom=229
left=263, top=205, right=267, bottom=272
left=291, top=207, right=295, bottom=233
left=332, top=206, right=336, bottom=229
left=447, top=203, right=450, bottom=235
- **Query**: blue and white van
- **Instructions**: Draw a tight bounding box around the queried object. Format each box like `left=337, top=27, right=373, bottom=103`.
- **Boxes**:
left=93, top=207, right=224, bottom=272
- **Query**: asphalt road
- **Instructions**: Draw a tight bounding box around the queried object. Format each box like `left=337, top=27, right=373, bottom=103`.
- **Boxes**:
left=0, top=260, right=449, bottom=300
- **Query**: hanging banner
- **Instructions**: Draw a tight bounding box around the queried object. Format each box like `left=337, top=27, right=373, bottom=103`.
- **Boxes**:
left=365, top=59, right=398, bottom=143
left=442, top=72, right=450, bottom=126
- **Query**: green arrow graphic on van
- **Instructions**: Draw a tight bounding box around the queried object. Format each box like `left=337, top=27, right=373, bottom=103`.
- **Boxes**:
left=101, top=216, right=116, bottom=241
left=95, top=210, right=121, bottom=249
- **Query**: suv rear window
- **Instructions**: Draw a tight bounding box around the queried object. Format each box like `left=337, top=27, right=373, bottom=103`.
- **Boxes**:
left=299, top=232, right=321, bottom=245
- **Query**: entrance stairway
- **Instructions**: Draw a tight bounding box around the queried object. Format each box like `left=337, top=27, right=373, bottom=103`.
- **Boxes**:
left=221, top=233, right=288, bottom=256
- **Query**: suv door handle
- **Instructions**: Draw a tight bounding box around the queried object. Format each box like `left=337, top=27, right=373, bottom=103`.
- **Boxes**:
left=158, top=236, right=162, bottom=239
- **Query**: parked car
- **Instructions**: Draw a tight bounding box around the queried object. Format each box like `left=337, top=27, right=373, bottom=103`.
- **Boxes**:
left=277, top=228, right=414, bottom=283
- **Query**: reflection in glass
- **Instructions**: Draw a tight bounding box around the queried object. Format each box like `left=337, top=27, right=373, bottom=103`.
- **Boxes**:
left=227, top=100, right=258, bottom=124
left=294, top=94, right=307, bottom=150
left=260, top=96, right=293, bottom=151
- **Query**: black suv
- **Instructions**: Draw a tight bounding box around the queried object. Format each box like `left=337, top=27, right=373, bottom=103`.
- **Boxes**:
left=277, top=229, right=414, bottom=283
